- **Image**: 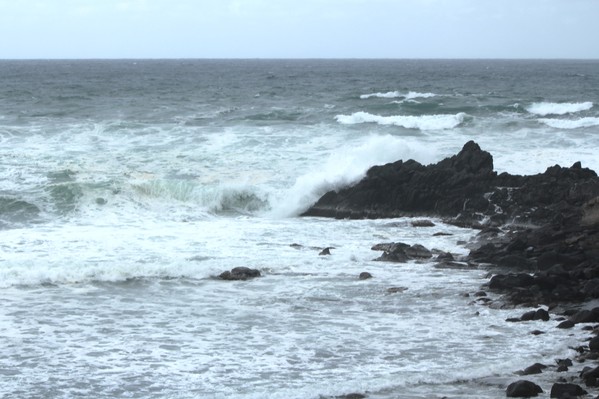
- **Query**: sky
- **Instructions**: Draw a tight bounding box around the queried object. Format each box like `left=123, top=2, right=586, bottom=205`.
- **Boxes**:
left=1, top=0, right=598, bottom=59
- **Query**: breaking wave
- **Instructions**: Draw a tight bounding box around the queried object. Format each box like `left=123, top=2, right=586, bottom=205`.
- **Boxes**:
left=360, top=91, right=437, bottom=100
left=269, top=135, right=438, bottom=217
left=538, top=117, right=599, bottom=129
left=526, top=101, right=593, bottom=116
left=335, top=111, right=467, bottom=130
left=130, top=179, right=270, bottom=215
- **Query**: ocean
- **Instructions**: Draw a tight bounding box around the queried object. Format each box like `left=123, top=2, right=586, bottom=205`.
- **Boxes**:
left=1, top=59, right=598, bottom=398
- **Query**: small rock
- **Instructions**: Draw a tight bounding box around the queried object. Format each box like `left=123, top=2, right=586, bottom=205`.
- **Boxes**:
left=411, top=219, right=435, bottom=227
left=219, top=267, right=261, bottom=281
left=387, top=287, right=408, bottom=294
left=474, top=291, right=487, bottom=297
left=556, top=359, right=573, bottom=368
left=335, top=394, right=366, bottom=399
left=436, top=252, right=455, bottom=261
left=359, top=272, right=373, bottom=280
left=319, top=247, right=332, bottom=256
left=517, top=363, right=546, bottom=376
left=530, top=330, right=545, bottom=335
left=506, top=380, right=543, bottom=397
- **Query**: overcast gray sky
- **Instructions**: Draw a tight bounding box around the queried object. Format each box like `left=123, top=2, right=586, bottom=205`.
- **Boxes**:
left=1, top=0, right=598, bottom=59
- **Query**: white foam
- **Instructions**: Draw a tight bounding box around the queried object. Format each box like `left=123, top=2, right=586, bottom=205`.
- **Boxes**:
left=268, top=135, right=438, bottom=217
left=336, top=111, right=467, bottom=130
left=360, top=91, right=436, bottom=100
left=526, top=101, right=593, bottom=116
left=539, top=117, right=599, bottom=129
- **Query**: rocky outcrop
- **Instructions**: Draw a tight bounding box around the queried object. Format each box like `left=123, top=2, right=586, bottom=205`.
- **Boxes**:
left=302, top=141, right=599, bottom=229
left=304, top=141, right=599, bottom=307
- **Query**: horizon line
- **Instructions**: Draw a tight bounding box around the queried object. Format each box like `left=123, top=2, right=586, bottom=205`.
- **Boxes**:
left=2, top=57, right=599, bottom=61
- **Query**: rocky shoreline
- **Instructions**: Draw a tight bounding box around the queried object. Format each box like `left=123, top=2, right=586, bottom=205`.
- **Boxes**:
left=303, top=141, right=599, bottom=398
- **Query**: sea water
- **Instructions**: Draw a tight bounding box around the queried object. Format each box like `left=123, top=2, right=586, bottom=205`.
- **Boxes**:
left=1, top=59, right=599, bottom=398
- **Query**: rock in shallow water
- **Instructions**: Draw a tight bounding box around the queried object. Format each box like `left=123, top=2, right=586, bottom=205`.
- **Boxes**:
left=506, top=380, right=543, bottom=397
left=550, top=382, right=587, bottom=398
left=218, top=267, right=261, bottom=281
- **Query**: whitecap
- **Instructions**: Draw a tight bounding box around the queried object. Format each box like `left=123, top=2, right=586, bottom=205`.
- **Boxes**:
left=526, top=101, right=593, bottom=116
left=538, top=117, right=599, bottom=129
left=360, top=91, right=436, bottom=100
left=335, top=111, right=466, bottom=130
left=268, top=135, right=438, bottom=217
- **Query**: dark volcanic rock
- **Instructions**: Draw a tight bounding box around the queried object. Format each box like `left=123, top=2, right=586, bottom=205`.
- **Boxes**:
left=302, top=141, right=599, bottom=307
left=506, top=380, right=543, bottom=397
left=359, top=272, right=373, bottom=280
left=302, top=141, right=497, bottom=220
left=550, top=383, right=587, bottom=398
left=219, top=267, right=261, bottom=281
left=302, top=141, right=599, bottom=228
left=372, top=242, right=432, bottom=263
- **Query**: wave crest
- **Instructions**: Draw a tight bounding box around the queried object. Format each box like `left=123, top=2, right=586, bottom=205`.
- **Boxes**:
left=335, top=111, right=466, bottom=130
left=269, top=135, right=438, bottom=217
left=131, top=179, right=270, bottom=215
left=526, top=101, right=593, bottom=116
left=538, top=117, right=599, bottom=129
left=360, top=91, right=436, bottom=100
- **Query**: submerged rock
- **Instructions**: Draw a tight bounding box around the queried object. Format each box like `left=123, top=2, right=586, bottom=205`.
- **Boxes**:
left=219, top=267, right=261, bottom=281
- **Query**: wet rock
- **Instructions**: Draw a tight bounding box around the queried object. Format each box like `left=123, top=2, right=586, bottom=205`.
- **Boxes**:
left=588, top=336, right=599, bottom=352
left=219, top=267, right=261, bottom=281
left=386, top=287, right=408, bottom=294
left=581, top=366, right=599, bottom=386
left=372, top=242, right=432, bottom=262
left=335, top=394, right=366, bottom=399
left=488, top=273, right=535, bottom=290
left=570, top=307, right=599, bottom=324
left=556, top=320, right=575, bottom=329
left=506, top=380, right=543, bottom=397
left=437, top=252, right=455, bottom=261
left=303, top=141, right=497, bottom=221
left=411, top=219, right=435, bottom=227
left=359, top=272, right=372, bottom=280
left=516, top=363, right=547, bottom=375
left=530, top=330, right=545, bottom=335
left=519, top=309, right=550, bottom=322
left=550, top=383, right=587, bottom=398
left=556, top=359, right=573, bottom=368
left=319, top=247, right=332, bottom=256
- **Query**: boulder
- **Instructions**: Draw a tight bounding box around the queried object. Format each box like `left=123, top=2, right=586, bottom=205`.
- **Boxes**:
left=359, top=272, right=373, bottom=280
left=488, top=274, right=535, bottom=290
left=219, top=267, right=261, bottom=281
left=588, top=336, right=599, bottom=352
left=372, top=242, right=432, bottom=263
left=550, top=383, right=587, bottom=398
left=506, top=380, right=543, bottom=397
left=411, top=219, right=435, bottom=227
left=517, top=363, right=547, bottom=375
left=556, top=320, right=575, bottom=329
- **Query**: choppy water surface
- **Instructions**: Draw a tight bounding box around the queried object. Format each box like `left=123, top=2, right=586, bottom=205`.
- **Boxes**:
left=1, top=60, right=598, bottom=398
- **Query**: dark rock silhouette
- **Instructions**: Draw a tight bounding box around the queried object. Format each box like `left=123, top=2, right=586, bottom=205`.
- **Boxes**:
left=218, top=267, right=261, bottom=281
